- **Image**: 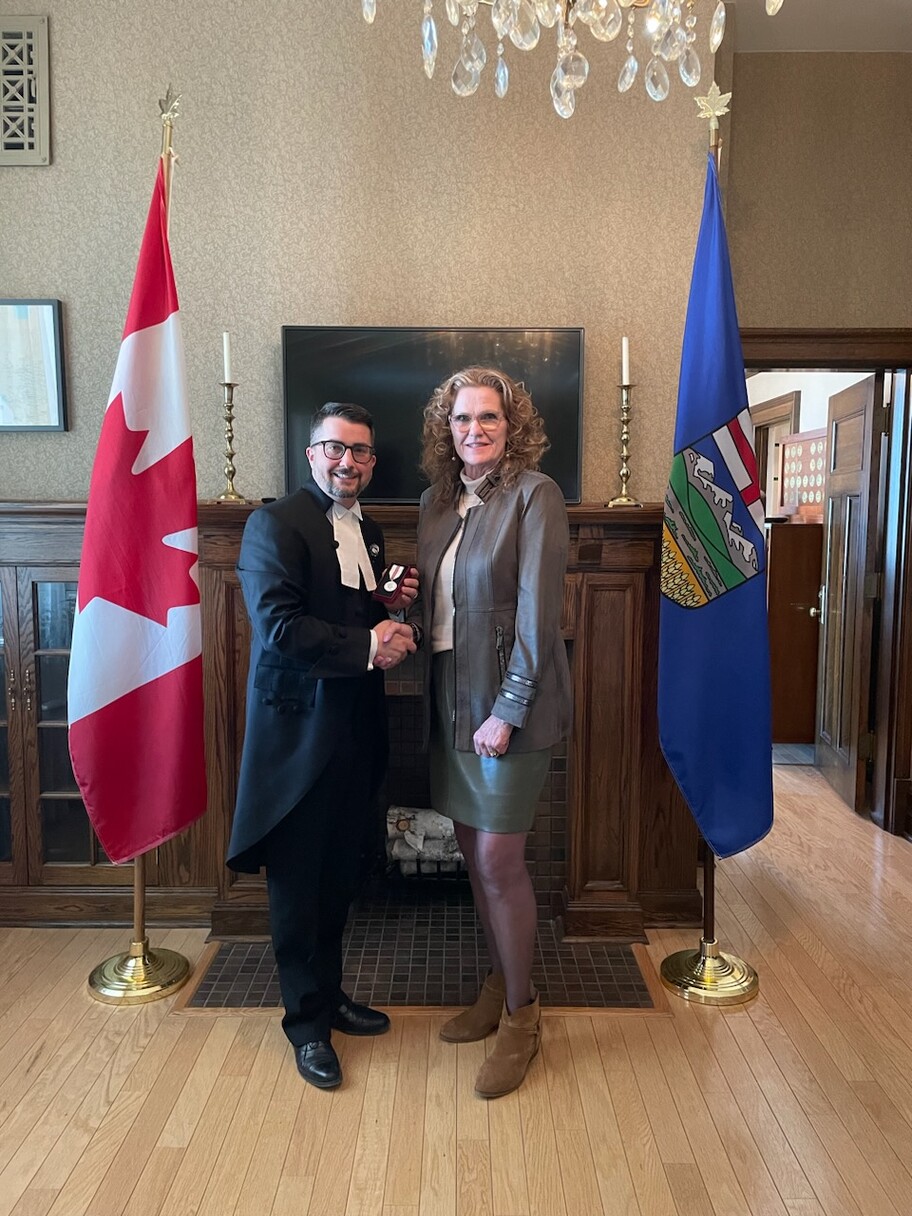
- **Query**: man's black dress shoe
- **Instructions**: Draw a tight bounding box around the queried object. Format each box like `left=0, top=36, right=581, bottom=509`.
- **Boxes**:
left=294, top=1041, right=342, bottom=1089
left=331, top=999, right=390, bottom=1037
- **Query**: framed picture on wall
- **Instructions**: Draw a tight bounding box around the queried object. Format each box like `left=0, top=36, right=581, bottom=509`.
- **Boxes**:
left=0, top=299, right=68, bottom=431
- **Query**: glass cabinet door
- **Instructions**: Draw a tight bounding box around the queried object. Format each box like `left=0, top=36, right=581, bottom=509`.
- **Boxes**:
left=0, top=569, right=27, bottom=883
left=17, top=567, right=152, bottom=886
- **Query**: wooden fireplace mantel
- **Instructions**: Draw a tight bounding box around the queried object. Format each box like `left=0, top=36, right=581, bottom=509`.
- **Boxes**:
left=0, top=500, right=700, bottom=938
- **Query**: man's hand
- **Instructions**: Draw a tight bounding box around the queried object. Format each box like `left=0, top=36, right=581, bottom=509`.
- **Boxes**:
left=473, top=714, right=514, bottom=759
left=372, top=621, right=417, bottom=671
left=385, top=571, right=419, bottom=613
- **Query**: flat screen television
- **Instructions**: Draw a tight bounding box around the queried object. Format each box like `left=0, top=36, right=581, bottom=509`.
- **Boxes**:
left=283, top=326, right=583, bottom=503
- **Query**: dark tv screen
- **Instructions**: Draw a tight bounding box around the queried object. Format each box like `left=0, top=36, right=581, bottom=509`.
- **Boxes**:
left=283, top=326, right=583, bottom=502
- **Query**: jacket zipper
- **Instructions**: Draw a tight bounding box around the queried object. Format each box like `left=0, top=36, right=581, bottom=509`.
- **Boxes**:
left=450, top=509, right=474, bottom=734
left=495, top=625, right=507, bottom=682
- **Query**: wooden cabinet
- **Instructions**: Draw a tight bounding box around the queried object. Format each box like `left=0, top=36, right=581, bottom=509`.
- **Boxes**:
left=0, top=502, right=701, bottom=937
left=0, top=564, right=141, bottom=888
left=0, top=506, right=217, bottom=923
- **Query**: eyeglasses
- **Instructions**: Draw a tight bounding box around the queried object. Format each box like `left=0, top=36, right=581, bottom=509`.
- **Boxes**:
left=448, top=412, right=506, bottom=433
left=311, top=439, right=375, bottom=464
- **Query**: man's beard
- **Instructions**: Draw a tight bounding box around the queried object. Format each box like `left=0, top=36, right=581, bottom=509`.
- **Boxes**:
left=322, top=467, right=362, bottom=500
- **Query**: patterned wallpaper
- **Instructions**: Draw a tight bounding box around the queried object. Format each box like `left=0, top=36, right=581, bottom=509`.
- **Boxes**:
left=2, top=15, right=907, bottom=506
left=727, top=52, right=912, bottom=329
left=0, top=0, right=723, bottom=504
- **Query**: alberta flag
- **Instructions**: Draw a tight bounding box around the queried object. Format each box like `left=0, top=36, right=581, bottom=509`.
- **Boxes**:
left=658, top=152, right=773, bottom=859
left=67, top=161, right=207, bottom=863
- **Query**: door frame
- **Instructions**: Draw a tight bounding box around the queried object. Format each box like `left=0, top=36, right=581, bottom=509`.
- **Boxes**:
left=742, top=329, right=912, bottom=834
left=749, top=391, right=801, bottom=513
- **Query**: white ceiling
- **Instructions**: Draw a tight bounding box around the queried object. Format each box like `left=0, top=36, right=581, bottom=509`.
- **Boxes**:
left=733, top=0, right=912, bottom=52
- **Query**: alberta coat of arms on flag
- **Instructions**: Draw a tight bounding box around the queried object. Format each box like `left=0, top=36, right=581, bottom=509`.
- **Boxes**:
left=662, top=407, right=767, bottom=609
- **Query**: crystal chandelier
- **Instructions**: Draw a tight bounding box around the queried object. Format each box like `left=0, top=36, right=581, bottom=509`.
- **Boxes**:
left=360, top=0, right=786, bottom=117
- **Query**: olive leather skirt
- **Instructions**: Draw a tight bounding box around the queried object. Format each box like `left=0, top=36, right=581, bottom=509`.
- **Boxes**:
left=429, top=651, right=550, bottom=834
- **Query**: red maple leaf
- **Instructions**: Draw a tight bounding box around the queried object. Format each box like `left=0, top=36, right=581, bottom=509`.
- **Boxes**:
left=79, top=392, right=200, bottom=626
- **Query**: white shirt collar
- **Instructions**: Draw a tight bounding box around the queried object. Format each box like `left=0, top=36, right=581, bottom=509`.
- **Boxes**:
left=331, top=500, right=364, bottom=521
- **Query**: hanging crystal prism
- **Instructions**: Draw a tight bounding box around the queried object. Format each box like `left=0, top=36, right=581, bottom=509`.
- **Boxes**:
left=679, top=44, right=700, bottom=86
left=509, top=0, right=541, bottom=50
left=645, top=55, right=670, bottom=100
left=466, top=30, right=487, bottom=69
left=422, top=11, right=439, bottom=78
left=658, top=24, right=686, bottom=61
left=589, top=0, right=622, bottom=42
left=766, top=0, right=784, bottom=13
left=446, top=0, right=461, bottom=25
left=645, top=0, right=672, bottom=37
left=492, top=0, right=516, bottom=38
left=617, top=53, right=638, bottom=92
left=362, top=0, right=377, bottom=24
left=709, top=1, right=725, bottom=52
left=550, top=67, right=576, bottom=117
left=535, top=0, right=559, bottom=28
left=557, top=49, right=589, bottom=89
left=452, top=53, right=481, bottom=94
left=494, top=48, right=509, bottom=97
left=572, top=0, right=596, bottom=23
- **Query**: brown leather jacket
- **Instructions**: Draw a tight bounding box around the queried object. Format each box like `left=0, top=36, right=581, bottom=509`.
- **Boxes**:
left=416, top=469, right=572, bottom=753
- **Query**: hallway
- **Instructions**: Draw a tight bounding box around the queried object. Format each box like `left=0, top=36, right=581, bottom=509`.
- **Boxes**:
left=0, top=765, right=909, bottom=1215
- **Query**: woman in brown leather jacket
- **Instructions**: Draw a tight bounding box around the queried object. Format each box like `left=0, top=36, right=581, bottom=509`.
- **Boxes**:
left=417, top=366, right=572, bottom=1098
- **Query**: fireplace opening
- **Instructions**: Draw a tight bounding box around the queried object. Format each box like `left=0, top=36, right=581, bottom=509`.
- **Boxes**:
left=381, top=688, right=567, bottom=923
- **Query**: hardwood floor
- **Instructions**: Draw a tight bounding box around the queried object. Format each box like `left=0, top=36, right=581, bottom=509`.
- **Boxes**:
left=1, top=765, right=910, bottom=1215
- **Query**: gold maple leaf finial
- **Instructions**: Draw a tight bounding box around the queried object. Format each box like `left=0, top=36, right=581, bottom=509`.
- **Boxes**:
left=695, top=81, right=732, bottom=129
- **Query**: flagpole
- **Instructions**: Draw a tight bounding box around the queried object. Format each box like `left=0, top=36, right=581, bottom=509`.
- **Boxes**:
left=88, top=89, right=193, bottom=1005
left=660, top=82, right=760, bottom=1006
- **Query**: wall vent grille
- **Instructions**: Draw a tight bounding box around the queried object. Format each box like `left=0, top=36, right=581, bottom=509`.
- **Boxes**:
left=1, top=15, right=50, bottom=165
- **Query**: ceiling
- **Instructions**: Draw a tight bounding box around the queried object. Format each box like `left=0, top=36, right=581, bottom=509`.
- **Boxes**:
left=733, top=0, right=912, bottom=53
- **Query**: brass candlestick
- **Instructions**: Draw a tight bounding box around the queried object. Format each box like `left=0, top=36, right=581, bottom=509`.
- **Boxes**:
left=607, top=383, right=643, bottom=508
left=216, top=381, right=249, bottom=504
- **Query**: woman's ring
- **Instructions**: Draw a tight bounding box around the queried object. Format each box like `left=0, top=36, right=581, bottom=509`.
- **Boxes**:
left=490, top=750, right=500, bottom=758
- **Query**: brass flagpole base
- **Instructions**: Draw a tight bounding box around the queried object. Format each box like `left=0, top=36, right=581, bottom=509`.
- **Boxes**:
left=660, top=938, right=759, bottom=1006
left=606, top=494, right=644, bottom=508
left=88, top=936, right=191, bottom=1005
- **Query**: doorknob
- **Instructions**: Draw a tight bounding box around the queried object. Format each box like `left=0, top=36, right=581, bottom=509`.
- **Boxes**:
left=809, top=584, right=825, bottom=620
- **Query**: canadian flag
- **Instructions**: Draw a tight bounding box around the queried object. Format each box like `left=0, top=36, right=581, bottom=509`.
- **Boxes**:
left=68, top=162, right=207, bottom=864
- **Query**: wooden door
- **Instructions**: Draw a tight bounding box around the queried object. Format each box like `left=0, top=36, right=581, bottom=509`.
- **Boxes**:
left=767, top=523, right=823, bottom=743
left=816, top=377, right=880, bottom=809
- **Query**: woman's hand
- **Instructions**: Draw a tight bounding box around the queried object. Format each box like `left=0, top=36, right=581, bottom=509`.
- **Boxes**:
left=386, top=573, right=419, bottom=612
left=473, top=715, right=514, bottom=759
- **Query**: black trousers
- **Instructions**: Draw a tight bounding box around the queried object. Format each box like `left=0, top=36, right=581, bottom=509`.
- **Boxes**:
left=261, top=741, right=374, bottom=1045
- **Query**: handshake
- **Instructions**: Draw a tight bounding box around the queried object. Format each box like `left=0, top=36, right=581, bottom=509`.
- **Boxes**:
left=371, top=621, right=418, bottom=671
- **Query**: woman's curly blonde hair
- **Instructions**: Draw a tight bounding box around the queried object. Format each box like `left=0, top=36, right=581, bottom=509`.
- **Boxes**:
left=420, top=366, right=550, bottom=503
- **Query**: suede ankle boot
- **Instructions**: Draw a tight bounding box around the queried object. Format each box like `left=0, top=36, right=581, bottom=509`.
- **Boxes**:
left=439, top=972, right=506, bottom=1043
left=474, top=993, right=541, bottom=1099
